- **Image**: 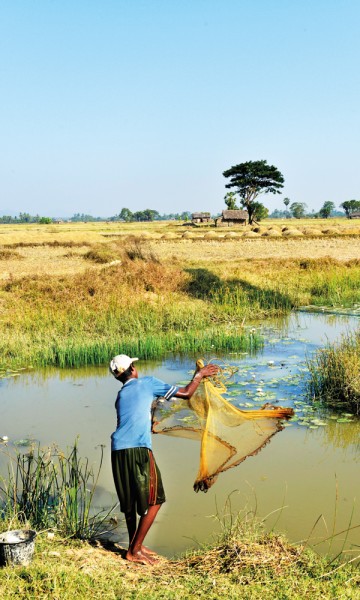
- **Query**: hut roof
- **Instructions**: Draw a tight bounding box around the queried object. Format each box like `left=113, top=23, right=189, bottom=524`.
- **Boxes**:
left=222, top=210, right=248, bottom=220
left=350, top=211, right=360, bottom=218
left=192, top=212, right=211, bottom=218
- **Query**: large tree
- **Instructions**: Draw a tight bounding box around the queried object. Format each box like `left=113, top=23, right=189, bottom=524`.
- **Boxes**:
left=223, top=160, right=284, bottom=224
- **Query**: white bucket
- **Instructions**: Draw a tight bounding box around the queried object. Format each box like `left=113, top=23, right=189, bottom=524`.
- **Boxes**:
left=0, top=529, right=36, bottom=567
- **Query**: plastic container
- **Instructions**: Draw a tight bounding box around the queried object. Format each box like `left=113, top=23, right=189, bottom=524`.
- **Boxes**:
left=0, top=529, right=36, bottom=566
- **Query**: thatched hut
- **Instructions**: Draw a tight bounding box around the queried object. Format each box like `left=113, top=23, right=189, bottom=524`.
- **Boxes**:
left=215, top=210, right=248, bottom=227
left=191, top=212, right=211, bottom=224
left=349, top=211, right=360, bottom=219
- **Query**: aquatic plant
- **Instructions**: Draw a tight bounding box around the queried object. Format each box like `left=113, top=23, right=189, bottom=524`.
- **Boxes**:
left=306, top=329, right=360, bottom=414
left=0, top=441, right=112, bottom=538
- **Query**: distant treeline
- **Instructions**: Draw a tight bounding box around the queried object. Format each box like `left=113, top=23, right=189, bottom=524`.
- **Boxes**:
left=1, top=201, right=360, bottom=224
left=0, top=210, right=195, bottom=224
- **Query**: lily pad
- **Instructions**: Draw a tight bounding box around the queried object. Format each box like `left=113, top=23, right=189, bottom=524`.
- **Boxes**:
left=14, top=439, right=34, bottom=447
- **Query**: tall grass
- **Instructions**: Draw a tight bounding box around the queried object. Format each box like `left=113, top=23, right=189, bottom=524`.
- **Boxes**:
left=0, top=328, right=262, bottom=368
left=309, top=271, right=360, bottom=306
left=0, top=441, right=112, bottom=537
left=306, top=329, right=360, bottom=414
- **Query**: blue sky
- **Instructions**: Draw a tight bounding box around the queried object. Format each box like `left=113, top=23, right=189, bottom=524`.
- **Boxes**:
left=1, top=1, right=359, bottom=217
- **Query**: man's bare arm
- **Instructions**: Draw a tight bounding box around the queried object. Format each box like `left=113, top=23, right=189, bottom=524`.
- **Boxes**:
left=175, top=364, right=219, bottom=400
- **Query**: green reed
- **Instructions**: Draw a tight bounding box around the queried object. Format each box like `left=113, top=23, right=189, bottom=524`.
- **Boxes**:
left=306, top=329, right=360, bottom=414
left=210, top=284, right=294, bottom=314
left=309, top=271, right=360, bottom=306
left=0, top=327, right=262, bottom=368
left=0, top=441, right=112, bottom=538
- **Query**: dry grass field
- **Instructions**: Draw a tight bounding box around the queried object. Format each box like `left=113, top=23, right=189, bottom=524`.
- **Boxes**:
left=1, top=219, right=360, bottom=279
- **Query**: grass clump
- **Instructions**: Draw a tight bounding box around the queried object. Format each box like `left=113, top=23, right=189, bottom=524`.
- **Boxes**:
left=0, top=441, right=110, bottom=538
left=306, top=329, right=360, bottom=414
left=124, top=239, right=159, bottom=262
left=83, top=244, right=120, bottom=264
left=0, top=249, right=23, bottom=260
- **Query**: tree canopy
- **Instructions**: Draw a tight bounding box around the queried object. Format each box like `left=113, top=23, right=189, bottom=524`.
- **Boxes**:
left=290, top=202, right=307, bottom=219
left=224, top=192, right=238, bottom=210
left=251, top=201, right=269, bottom=221
left=319, top=201, right=335, bottom=219
left=340, top=200, right=360, bottom=218
left=223, top=160, right=284, bottom=224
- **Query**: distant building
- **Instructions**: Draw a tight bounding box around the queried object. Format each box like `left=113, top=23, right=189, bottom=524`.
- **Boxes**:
left=349, top=211, right=360, bottom=219
left=215, top=209, right=248, bottom=227
left=191, top=212, right=211, bottom=224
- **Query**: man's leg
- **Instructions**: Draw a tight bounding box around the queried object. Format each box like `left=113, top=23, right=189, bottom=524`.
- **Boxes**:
left=124, top=506, right=137, bottom=545
left=126, top=503, right=161, bottom=564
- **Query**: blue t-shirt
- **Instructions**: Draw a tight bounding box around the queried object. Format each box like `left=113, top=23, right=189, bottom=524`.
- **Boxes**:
left=111, top=376, right=179, bottom=451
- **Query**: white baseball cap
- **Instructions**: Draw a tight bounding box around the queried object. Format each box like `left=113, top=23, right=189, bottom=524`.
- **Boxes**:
left=109, top=354, right=139, bottom=377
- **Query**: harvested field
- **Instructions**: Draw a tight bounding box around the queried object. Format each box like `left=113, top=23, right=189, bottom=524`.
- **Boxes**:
left=150, top=237, right=360, bottom=264
left=0, top=221, right=359, bottom=279
left=0, top=245, right=95, bottom=279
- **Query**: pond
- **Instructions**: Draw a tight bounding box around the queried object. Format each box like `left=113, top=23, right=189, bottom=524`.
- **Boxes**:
left=1, top=311, right=359, bottom=559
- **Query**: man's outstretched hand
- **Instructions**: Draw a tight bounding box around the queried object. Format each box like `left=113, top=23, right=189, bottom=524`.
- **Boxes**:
left=197, top=364, right=219, bottom=379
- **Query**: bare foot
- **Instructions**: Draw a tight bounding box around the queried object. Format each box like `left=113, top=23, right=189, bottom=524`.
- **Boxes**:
left=141, top=546, right=158, bottom=556
left=125, top=550, right=154, bottom=565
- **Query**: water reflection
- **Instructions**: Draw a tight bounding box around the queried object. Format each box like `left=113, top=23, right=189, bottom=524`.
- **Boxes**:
left=1, top=311, right=360, bottom=558
left=314, top=420, right=360, bottom=455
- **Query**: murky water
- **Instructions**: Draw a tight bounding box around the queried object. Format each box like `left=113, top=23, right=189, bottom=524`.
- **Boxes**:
left=1, top=312, right=359, bottom=559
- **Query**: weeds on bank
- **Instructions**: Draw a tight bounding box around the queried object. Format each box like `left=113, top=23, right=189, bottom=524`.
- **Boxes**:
left=306, top=329, right=360, bottom=414
left=0, top=441, right=111, bottom=538
left=1, top=501, right=359, bottom=599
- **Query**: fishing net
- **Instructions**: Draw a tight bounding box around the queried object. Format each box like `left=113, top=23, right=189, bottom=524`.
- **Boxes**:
left=152, top=359, right=294, bottom=492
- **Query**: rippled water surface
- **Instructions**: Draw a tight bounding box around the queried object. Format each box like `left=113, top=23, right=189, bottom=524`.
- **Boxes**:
left=1, top=312, right=359, bottom=558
